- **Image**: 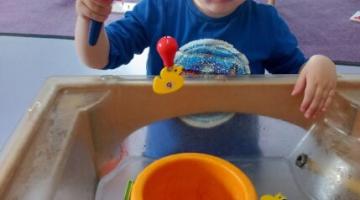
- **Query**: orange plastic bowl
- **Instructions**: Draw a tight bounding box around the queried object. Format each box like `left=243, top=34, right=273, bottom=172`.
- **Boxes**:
left=131, top=153, right=257, bottom=200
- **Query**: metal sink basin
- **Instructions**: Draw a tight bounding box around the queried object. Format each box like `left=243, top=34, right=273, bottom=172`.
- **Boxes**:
left=0, top=75, right=359, bottom=200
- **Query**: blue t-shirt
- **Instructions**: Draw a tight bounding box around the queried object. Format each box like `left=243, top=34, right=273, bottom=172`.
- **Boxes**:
left=105, top=0, right=306, bottom=75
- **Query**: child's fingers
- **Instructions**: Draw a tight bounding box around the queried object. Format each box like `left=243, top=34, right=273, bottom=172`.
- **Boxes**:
left=313, top=87, right=331, bottom=118
left=84, top=0, right=112, bottom=17
left=292, top=71, right=306, bottom=96
left=317, top=85, right=332, bottom=111
left=313, top=85, right=336, bottom=118
left=313, top=88, right=334, bottom=118
left=300, top=79, right=315, bottom=112
left=81, top=0, right=111, bottom=18
left=313, top=107, right=324, bottom=119
left=80, top=0, right=109, bottom=22
left=317, top=87, right=330, bottom=112
left=91, top=0, right=112, bottom=8
left=304, top=87, right=323, bottom=118
left=322, top=90, right=335, bottom=111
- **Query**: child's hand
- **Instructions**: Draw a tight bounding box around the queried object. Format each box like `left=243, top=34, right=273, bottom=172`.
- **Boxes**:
left=76, top=0, right=112, bottom=22
left=291, top=55, right=337, bottom=119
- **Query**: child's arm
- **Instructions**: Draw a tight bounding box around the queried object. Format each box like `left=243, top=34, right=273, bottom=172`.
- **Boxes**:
left=75, top=0, right=112, bottom=68
left=264, top=8, right=337, bottom=119
left=291, top=55, right=337, bottom=119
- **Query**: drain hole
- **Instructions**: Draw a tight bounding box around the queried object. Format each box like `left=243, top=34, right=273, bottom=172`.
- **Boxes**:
left=296, top=153, right=308, bottom=168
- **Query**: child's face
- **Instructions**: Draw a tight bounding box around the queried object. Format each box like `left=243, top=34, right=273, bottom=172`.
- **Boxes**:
left=194, top=0, right=245, bottom=18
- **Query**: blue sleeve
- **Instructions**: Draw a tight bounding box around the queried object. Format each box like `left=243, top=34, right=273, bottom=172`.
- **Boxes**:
left=264, top=8, right=307, bottom=74
left=103, top=0, right=161, bottom=69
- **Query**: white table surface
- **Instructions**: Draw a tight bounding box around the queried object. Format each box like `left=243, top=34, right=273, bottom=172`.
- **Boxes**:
left=0, top=35, right=147, bottom=151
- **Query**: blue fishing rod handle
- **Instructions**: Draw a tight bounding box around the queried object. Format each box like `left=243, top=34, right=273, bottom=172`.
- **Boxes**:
left=89, top=20, right=103, bottom=46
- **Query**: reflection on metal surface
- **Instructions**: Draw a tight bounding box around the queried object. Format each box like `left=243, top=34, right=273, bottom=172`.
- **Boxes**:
left=96, top=113, right=308, bottom=200
left=290, top=123, right=360, bottom=200
left=295, top=153, right=360, bottom=198
left=121, top=113, right=306, bottom=159
left=179, top=112, right=236, bottom=128
left=98, top=104, right=360, bottom=200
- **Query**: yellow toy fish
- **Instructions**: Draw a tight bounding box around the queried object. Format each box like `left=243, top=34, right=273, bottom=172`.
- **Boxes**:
left=153, top=65, right=184, bottom=94
left=261, top=193, right=287, bottom=200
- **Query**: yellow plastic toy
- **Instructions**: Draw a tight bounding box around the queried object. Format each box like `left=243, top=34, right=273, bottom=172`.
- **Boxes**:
left=153, top=65, right=184, bottom=94
left=261, top=193, right=287, bottom=200
left=153, top=36, right=184, bottom=95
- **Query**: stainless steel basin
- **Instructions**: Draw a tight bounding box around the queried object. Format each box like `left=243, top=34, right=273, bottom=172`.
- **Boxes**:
left=0, top=75, right=359, bottom=200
